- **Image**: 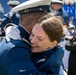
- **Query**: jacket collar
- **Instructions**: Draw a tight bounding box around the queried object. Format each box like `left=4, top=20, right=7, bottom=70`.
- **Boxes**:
left=17, top=25, right=30, bottom=42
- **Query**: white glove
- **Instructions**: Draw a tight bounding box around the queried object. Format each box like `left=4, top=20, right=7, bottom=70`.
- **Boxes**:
left=9, top=10, right=13, bottom=17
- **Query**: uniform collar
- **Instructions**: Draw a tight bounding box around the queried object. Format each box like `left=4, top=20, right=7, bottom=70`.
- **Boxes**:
left=33, top=48, right=55, bottom=58
left=17, top=25, right=30, bottom=42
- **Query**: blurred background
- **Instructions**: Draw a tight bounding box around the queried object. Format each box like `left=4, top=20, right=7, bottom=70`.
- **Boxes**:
left=0, top=0, right=76, bottom=21
left=0, top=0, right=27, bottom=18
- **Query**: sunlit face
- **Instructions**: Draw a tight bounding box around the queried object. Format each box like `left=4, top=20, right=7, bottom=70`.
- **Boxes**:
left=51, top=3, right=60, bottom=11
left=29, top=23, right=53, bottom=53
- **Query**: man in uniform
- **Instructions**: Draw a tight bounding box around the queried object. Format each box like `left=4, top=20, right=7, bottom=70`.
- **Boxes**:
left=0, top=0, right=51, bottom=75
left=2, top=0, right=20, bottom=27
left=50, top=0, right=69, bottom=26
left=1, top=0, right=20, bottom=37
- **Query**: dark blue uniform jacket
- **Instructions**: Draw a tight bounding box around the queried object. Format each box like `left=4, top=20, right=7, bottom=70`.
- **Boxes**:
left=2, top=14, right=19, bottom=27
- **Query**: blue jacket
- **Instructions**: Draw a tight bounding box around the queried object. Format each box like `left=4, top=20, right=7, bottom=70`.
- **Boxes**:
left=32, top=45, right=64, bottom=74
left=1, top=13, right=20, bottom=36
left=2, top=13, right=19, bottom=27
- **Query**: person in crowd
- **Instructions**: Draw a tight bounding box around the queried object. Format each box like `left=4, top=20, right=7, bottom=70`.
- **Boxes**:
left=65, top=24, right=76, bottom=75
left=0, top=0, right=54, bottom=75
left=50, top=0, right=69, bottom=26
left=1, top=0, right=20, bottom=37
left=30, top=16, right=66, bottom=74
left=2, top=0, right=20, bottom=27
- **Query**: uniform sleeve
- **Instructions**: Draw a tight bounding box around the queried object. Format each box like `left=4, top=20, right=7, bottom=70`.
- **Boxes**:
left=49, top=48, right=64, bottom=75
left=2, top=17, right=11, bottom=27
left=6, top=47, right=47, bottom=75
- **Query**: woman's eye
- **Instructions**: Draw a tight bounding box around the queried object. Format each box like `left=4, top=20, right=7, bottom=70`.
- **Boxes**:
left=38, top=38, right=43, bottom=41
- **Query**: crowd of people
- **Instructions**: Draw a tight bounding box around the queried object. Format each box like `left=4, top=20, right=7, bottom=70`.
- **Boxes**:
left=0, top=0, right=20, bottom=37
left=0, top=0, right=76, bottom=75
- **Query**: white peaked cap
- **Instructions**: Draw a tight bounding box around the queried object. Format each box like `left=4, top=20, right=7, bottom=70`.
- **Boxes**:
left=12, top=0, right=51, bottom=12
left=7, top=0, right=20, bottom=5
left=51, top=0, right=63, bottom=4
